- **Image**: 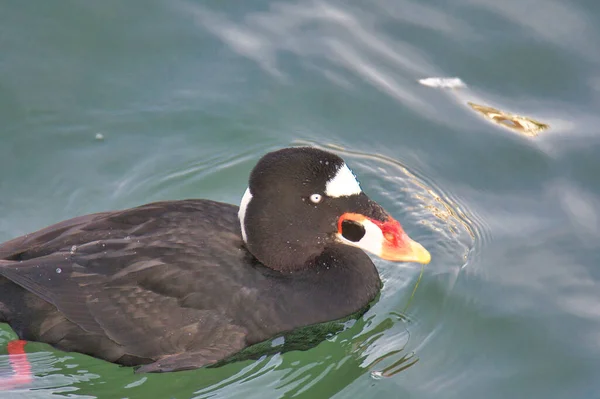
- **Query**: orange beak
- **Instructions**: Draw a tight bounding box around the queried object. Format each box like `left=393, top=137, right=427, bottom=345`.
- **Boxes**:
left=337, top=213, right=431, bottom=264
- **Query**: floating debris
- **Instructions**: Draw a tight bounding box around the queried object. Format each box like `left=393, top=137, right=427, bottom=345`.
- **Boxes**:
left=56, top=268, right=62, bottom=274
left=418, top=77, right=466, bottom=89
left=371, top=371, right=384, bottom=380
left=468, top=102, right=550, bottom=137
left=95, top=133, right=105, bottom=141
left=70, top=245, right=77, bottom=254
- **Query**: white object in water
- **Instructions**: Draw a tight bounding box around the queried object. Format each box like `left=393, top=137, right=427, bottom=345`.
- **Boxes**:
left=418, top=77, right=466, bottom=89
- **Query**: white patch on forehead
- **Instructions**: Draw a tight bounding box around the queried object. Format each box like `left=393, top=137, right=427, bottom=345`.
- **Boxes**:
left=325, top=163, right=362, bottom=197
left=238, top=187, right=253, bottom=242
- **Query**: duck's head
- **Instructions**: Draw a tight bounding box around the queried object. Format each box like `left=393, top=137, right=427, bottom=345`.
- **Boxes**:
left=238, top=147, right=431, bottom=272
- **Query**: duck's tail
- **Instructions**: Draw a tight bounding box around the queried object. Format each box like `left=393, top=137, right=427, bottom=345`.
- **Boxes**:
left=0, top=261, right=15, bottom=323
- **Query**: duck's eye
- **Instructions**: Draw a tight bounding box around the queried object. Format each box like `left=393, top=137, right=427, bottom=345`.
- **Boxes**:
left=310, top=194, right=322, bottom=204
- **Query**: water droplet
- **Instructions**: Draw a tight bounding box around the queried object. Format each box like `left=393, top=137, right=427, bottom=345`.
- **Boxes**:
left=56, top=268, right=62, bottom=274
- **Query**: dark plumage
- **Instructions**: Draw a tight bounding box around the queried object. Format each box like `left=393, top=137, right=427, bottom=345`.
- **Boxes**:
left=0, top=147, right=429, bottom=373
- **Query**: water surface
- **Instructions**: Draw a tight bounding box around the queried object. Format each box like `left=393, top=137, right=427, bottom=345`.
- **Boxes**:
left=2, top=0, right=600, bottom=398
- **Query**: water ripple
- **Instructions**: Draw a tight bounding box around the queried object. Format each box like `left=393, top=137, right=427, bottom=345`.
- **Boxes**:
left=175, top=0, right=451, bottom=123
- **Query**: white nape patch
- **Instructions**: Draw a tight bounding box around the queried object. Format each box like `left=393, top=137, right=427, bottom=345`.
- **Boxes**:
left=325, top=163, right=362, bottom=197
left=337, top=219, right=383, bottom=256
left=238, top=187, right=253, bottom=243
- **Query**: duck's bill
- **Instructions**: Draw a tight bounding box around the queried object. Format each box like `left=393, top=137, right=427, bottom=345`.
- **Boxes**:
left=336, top=212, right=431, bottom=265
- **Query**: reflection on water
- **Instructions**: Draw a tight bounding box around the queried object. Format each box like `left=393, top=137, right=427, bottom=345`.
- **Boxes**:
left=176, top=0, right=449, bottom=121
left=0, top=348, right=101, bottom=398
left=356, top=316, right=418, bottom=379
left=463, top=0, right=600, bottom=63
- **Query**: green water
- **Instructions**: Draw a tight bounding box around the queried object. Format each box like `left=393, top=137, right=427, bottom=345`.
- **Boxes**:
left=2, top=0, right=600, bottom=398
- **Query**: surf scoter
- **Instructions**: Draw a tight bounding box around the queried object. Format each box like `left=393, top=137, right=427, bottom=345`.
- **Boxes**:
left=0, top=147, right=430, bottom=373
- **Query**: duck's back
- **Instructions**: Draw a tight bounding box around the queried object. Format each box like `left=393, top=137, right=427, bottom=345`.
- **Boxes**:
left=0, top=199, right=265, bottom=372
